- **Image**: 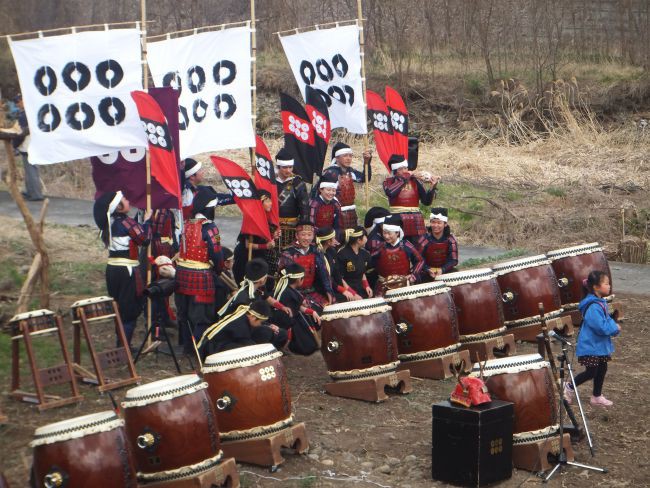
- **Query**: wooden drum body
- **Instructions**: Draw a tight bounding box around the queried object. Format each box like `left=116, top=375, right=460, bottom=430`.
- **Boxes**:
left=547, top=243, right=612, bottom=311
left=202, top=344, right=293, bottom=442
left=384, top=282, right=461, bottom=362
left=31, top=411, right=137, bottom=488
left=436, top=269, right=507, bottom=344
left=70, top=296, right=116, bottom=324
left=492, top=255, right=564, bottom=336
left=320, top=298, right=399, bottom=381
left=471, top=354, right=559, bottom=446
left=121, top=374, right=221, bottom=484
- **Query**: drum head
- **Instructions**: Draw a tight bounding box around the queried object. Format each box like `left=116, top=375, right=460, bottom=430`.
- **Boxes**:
left=384, top=281, right=450, bottom=302
left=546, top=242, right=602, bottom=260
left=31, top=411, right=122, bottom=446
left=10, top=309, right=54, bottom=323
left=202, top=344, right=282, bottom=373
left=122, top=374, right=206, bottom=408
left=322, top=297, right=391, bottom=321
left=434, top=268, right=494, bottom=286
left=492, top=255, right=550, bottom=276
left=70, top=296, right=113, bottom=309
left=470, top=353, right=548, bottom=377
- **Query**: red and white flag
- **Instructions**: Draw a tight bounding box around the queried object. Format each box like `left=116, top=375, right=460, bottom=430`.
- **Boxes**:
left=254, top=136, right=280, bottom=228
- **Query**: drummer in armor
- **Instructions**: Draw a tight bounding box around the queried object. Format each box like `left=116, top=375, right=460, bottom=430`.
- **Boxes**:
left=181, top=158, right=234, bottom=220
left=337, top=226, right=373, bottom=298
left=278, top=220, right=334, bottom=307
left=319, top=142, right=372, bottom=230
left=371, top=214, right=426, bottom=295
left=316, top=227, right=358, bottom=302
left=364, top=206, right=390, bottom=255
left=383, top=154, right=439, bottom=244
left=93, top=191, right=152, bottom=345
left=175, top=187, right=224, bottom=353
left=309, top=172, right=343, bottom=233
left=275, top=148, right=310, bottom=249
left=417, top=207, right=458, bottom=279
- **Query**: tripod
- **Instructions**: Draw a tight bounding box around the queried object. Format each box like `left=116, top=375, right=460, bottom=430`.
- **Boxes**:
left=544, top=342, right=607, bottom=482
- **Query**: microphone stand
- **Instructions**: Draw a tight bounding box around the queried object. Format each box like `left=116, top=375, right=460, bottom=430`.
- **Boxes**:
left=543, top=337, right=607, bottom=482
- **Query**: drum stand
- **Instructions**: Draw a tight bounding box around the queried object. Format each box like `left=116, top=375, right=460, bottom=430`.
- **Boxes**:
left=543, top=343, right=607, bottom=482
left=133, top=296, right=183, bottom=374
left=324, top=369, right=412, bottom=402
left=140, top=457, right=240, bottom=487
left=397, top=350, right=472, bottom=380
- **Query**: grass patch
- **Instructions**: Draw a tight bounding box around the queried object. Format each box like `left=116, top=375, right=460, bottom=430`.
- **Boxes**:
left=50, top=261, right=106, bottom=297
left=459, top=248, right=528, bottom=269
left=545, top=186, right=566, bottom=198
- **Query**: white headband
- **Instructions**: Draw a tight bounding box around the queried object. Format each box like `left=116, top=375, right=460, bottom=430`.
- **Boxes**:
left=334, top=147, right=353, bottom=157
left=391, top=160, right=408, bottom=171
left=108, top=191, right=123, bottom=216
left=205, top=198, right=218, bottom=208
left=382, top=223, right=401, bottom=233
left=429, top=213, right=448, bottom=222
left=185, top=161, right=202, bottom=177
left=373, top=216, right=386, bottom=224
left=276, top=159, right=294, bottom=167
left=320, top=181, right=338, bottom=189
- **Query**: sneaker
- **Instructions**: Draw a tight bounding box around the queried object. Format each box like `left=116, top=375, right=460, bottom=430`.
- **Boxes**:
left=590, top=395, right=613, bottom=407
left=563, top=382, right=575, bottom=404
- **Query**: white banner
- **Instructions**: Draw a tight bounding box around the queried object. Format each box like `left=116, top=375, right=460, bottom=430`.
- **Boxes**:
left=9, top=29, right=147, bottom=165
left=147, top=26, right=254, bottom=159
left=279, top=24, right=366, bottom=134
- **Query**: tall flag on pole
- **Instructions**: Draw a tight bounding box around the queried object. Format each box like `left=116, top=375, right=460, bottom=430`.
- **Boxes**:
left=279, top=23, right=366, bottom=134
left=147, top=25, right=255, bottom=158
left=280, top=92, right=316, bottom=183
left=91, top=87, right=181, bottom=209
left=130, top=90, right=181, bottom=206
left=305, top=86, right=331, bottom=176
left=366, top=90, right=394, bottom=172
left=385, top=86, right=409, bottom=160
left=210, top=156, right=271, bottom=241
left=254, top=136, right=280, bottom=227
left=8, top=28, right=146, bottom=164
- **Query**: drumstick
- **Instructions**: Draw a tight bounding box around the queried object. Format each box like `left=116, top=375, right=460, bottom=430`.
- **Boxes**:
left=107, top=391, right=119, bottom=414
left=539, top=303, right=559, bottom=380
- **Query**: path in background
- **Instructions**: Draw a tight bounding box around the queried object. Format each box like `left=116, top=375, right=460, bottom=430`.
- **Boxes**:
left=1, top=191, right=648, bottom=294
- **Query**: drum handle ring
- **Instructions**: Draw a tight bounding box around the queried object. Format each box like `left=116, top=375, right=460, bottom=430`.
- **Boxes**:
left=326, top=340, right=340, bottom=352
left=395, top=322, right=409, bottom=335
left=137, top=432, right=158, bottom=449
left=557, top=277, right=569, bottom=288
left=216, top=395, right=232, bottom=410
left=502, top=291, right=515, bottom=303
left=44, top=471, right=64, bottom=488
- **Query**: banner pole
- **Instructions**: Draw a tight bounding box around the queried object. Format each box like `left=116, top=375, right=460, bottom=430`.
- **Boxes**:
left=141, top=0, right=154, bottom=349
left=249, top=0, right=258, bottom=264
left=357, top=0, right=370, bottom=211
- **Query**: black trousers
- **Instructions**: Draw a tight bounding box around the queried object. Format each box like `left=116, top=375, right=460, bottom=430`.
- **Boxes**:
left=573, top=362, right=608, bottom=397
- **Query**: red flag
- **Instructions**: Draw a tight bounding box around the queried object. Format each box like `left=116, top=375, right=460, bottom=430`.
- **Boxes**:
left=210, top=156, right=272, bottom=241
left=254, top=135, right=280, bottom=227
left=385, top=86, right=409, bottom=160
left=366, top=90, right=394, bottom=172
left=130, top=90, right=181, bottom=207
left=305, top=86, right=331, bottom=175
left=280, top=92, right=318, bottom=183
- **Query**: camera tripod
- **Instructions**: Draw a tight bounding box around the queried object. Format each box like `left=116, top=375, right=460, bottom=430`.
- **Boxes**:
left=543, top=341, right=607, bottom=482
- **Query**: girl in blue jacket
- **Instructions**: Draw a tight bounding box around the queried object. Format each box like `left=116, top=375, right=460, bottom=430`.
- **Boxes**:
left=564, top=270, right=620, bottom=407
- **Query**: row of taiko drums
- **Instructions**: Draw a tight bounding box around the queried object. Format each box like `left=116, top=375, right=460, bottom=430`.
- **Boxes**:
left=319, top=242, right=613, bottom=380
left=31, top=344, right=292, bottom=488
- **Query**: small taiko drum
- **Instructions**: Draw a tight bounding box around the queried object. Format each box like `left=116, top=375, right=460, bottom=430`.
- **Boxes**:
left=8, top=309, right=58, bottom=337
left=70, top=296, right=116, bottom=324
left=492, top=255, right=564, bottom=337
left=546, top=243, right=612, bottom=311
left=470, top=354, right=559, bottom=446
left=121, top=375, right=221, bottom=484
left=202, top=344, right=293, bottom=442
left=320, top=298, right=399, bottom=382
left=435, top=268, right=507, bottom=345
left=384, top=282, right=461, bottom=363
left=31, top=411, right=137, bottom=488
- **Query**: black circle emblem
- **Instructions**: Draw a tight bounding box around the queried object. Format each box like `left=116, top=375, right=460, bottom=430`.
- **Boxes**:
left=98, top=97, right=126, bottom=126
left=37, top=104, right=61, bottom=132
left=65, top=102, right=95, bottom=130
left=95, top=60, right=124, bottom=89
left=62, top=61, right=91, bottom=92
left=34, top=66, right=57, bottom=96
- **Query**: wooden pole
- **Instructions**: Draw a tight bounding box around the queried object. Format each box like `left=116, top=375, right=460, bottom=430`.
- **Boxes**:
left=141, top=0, right=154, bottom=348
left=357, top=0, right=370, bottom=210
left=248, top=0, right=257, bottom=264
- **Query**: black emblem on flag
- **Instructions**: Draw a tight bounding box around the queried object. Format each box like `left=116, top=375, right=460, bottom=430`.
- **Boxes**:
left=255, top=155, right=274, bottom=181
left=389, top=110, right=408, bottom=135
left=224, top=177, right=257, bottom=199
left=370, top=110, right=391, bottom=133
left=140, top=118, right=172, bottom=151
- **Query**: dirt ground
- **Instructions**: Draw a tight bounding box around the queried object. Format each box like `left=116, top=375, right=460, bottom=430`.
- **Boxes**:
left=0, top=292, right=648, bottom=488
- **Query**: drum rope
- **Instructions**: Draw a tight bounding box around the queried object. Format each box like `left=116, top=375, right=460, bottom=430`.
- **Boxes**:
left=137, top=451, right=224, bottom=482
left=202, top=350, right=283, bottom=373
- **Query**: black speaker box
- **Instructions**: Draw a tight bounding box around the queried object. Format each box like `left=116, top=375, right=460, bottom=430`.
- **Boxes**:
left=432, top=400, right=514, bottom=487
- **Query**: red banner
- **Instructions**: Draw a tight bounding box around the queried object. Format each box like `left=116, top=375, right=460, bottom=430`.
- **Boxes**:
left=254, top=135, right=280, bottom=227
left=366, top=90, right=394, bottom=172
left=210, top=156, right=271, bottom=241
left=131, top=90, right=181, bottom=207
left=385, top=86, right=409, bottom=160
left=305, top=86, right=331, bottom=173
left=280, top=92, right=318, bottom=183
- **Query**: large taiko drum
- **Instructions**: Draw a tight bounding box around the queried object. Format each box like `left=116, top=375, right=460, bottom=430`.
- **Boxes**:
left=435, top=268, right=507, bottom=345
left=320, top=298, right=399, bottom=382
left=470, top=354, right=559, bottom=446
left=492, top=255, right=564, bottom=338
left=547, top=242, right=612, bottom=311
left=384, top=282, right=461, bottom=363
left=31, top=411, right=137, bottom=488
left=202, top=344, right=293, bottom=442
left=121, top=374, right=221, bottom=484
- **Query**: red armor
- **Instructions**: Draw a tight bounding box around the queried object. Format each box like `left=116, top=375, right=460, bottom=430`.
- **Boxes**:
left=337, top=173, right=356, bottom=206
left=377, top=245, right=411, bottom=278
left=293, top=253, right=316, bottom=289
left=314, top=203, right=335, bottom=228
left=128, top=240, right=139, bottom=260
left=389, top=179, right=419, bottom=207
left=180, top=220, right=209, bottom=263
left=424, top=240, right=449, bottom=268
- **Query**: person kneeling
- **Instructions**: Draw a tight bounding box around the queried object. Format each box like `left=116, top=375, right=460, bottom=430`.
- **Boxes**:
left=198, top=299, right=288, bottom=359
